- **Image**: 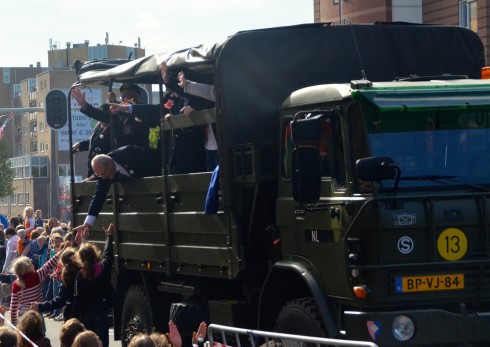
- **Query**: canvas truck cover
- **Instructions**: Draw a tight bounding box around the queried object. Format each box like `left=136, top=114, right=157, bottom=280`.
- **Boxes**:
left=77, top=23, right=484, bottom=206
left=78, top=23, right=484, bottom=148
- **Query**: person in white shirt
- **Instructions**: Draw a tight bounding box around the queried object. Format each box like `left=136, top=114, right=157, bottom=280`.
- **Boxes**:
left=2, top=227, right=19, bottom=275
left=177, top=71, right=218, bottom=171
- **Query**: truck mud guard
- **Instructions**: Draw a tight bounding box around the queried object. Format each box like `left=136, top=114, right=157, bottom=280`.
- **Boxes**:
left=259, top=260, right=338, bottom=337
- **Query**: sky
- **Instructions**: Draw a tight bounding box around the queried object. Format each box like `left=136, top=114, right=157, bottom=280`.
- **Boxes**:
left=1, top=0, right=314, bottom=67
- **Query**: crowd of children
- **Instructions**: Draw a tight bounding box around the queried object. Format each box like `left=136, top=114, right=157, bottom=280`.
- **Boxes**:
left=0, top=207, right=118, bottom=346
left=0, top=208, right=208, bottom=347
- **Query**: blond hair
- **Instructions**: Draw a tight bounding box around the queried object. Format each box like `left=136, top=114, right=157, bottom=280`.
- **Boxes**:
left=23, top=206, right=34, bottom=219
left=36, top=235, right=47, bottom=244
left=17, top=229, right=26, bottom=238
left=12, top=256, right=34, bottom=298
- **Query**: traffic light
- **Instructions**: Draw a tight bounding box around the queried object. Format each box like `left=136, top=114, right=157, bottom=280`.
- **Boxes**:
left=45, top=89, right=68, bottom=129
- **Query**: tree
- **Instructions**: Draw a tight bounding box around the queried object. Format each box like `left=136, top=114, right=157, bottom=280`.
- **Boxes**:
left=0, top=140, right=14, bottom=199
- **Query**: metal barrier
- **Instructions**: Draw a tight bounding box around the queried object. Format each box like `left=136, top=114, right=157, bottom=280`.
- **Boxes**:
left=207, top=324, right=379, bottom=347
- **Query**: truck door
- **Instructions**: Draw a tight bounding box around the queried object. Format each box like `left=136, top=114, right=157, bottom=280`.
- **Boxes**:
left=276, top=109, right=351, bottom=297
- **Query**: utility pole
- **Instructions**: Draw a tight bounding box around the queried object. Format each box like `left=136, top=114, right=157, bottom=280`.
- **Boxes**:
left=339, top=0, right=344, bottom=24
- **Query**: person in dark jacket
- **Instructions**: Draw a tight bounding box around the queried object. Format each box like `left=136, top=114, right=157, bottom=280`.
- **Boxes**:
left=71, top=224, right=114, bottom=347
left=72, top=121, right=111, bottom=177
left=71, top=84, right=153, bottom=150
left=72, top=145, right=162, bottom=233
left=30, top=247, right=80, bottom=322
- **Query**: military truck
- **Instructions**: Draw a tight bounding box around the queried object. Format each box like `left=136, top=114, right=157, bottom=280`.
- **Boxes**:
left=66, top=23, right=490, bottom=346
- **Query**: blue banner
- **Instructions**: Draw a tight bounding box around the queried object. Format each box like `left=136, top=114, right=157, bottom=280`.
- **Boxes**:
left=0, top=215, right=7, bottom=229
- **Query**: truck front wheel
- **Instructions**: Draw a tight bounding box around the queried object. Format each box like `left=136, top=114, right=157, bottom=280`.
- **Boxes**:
left=121, top=285, right=153, bottom=346
left=274, top=297, right=327, bottom=341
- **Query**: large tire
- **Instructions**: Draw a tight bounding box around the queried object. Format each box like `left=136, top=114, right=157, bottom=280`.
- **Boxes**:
left=121, top=285, right=153, bottom=346
left=274, top=297, right=328, bottom=347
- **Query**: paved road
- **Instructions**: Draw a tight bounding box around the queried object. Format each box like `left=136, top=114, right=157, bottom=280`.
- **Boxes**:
left=5, top=310, right=122, bottom=346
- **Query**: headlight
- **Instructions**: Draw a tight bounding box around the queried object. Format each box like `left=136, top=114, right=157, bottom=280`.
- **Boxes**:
left=392, top=315, right=415, bottom=341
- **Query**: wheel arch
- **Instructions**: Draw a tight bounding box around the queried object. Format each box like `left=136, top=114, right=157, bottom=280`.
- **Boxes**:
left=257, top=259, right=339, bottom=338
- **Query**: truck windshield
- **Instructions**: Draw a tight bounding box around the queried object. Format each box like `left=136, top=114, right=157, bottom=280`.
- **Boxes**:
left=366, top=109, right=490, bottom=188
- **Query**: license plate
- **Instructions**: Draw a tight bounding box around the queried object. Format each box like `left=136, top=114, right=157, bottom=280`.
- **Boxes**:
left=395, top=274, right=464, bottom=293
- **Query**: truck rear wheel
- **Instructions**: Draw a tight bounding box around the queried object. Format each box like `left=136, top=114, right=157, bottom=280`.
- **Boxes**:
left=121, top=285, right=153, bottom=346
left=274, top=297, right=327, bottom=346
left=169, top=302, right=209, bottom=344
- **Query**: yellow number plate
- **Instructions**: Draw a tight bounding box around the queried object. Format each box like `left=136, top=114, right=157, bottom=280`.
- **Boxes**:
left=395, top=274, right=464, bottom=293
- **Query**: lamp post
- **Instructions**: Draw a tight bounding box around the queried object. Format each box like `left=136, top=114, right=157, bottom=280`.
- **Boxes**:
left=339, top=0, right=344, bottom=24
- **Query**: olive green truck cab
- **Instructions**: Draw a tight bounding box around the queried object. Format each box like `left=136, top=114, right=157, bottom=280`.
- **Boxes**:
left=70, top=24, right=490, bottom=346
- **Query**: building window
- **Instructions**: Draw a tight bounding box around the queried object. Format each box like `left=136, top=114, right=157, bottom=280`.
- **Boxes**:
left=25, top=193, right=29, bottom=205
left=10, top=155, right=48, bottom=179
left=40, top=142, right=44, bottom=152
left=17, top=193, right=24, bottom=206
left=10, top=194, right=16, bottom=206
left=15, top=167, right=23, bottom=178
left=459, top=0, right=477, bottom=32
left=3, top=68, right=10, bottom=84
left=58, top=164, right=71, bottom=177
left=23, top=126, right=28, bottom=136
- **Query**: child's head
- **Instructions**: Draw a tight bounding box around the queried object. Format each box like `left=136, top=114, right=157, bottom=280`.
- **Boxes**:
left=78, top=243, right=101, bottom=281
left=60, top=318, right=85, bottom=347
left=30, top=229, right=41, bottom=240
left=5, top=227, right=15, bottom=239
left=129, top=334, right=157, bottom=347
left=9, top=217, right=20, bottom=228
left=47, top=218, right=59, bottom=229
left=72, top=330, right=102, bottom=347
left=64, top=232, right=74, bottom=241
left=23, top=206, right=34, bottom=219
left=35, top=210, right=42, bottom=219
left=16, top=310, right=44, bottom=347
left=149, top=332, right=172, bottom=347
left=12, top=256, right=34, bottom=277
left=16, top=229, right=26, bottom=239
left=37, top=235, right=47, bottom=248
left=51, top=226, right=63, bottom=235
left=0, top=326, right=18, bottom=347
left=51, top=232, right=63, bottom=248
left=61, top=247, right=80, bottom=286
left=61, top=248, right=78, bottom=266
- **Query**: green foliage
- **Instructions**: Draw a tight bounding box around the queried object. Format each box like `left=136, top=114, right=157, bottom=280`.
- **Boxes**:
left=149, top=127, right=160, bottom=149
left=0, top=140, right=14, bottom=199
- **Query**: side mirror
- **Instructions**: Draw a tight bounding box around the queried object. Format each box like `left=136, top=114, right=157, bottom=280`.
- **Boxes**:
left=292, top=146, right=321, bottom=203
left=356, top=156, right=398, bottom=181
